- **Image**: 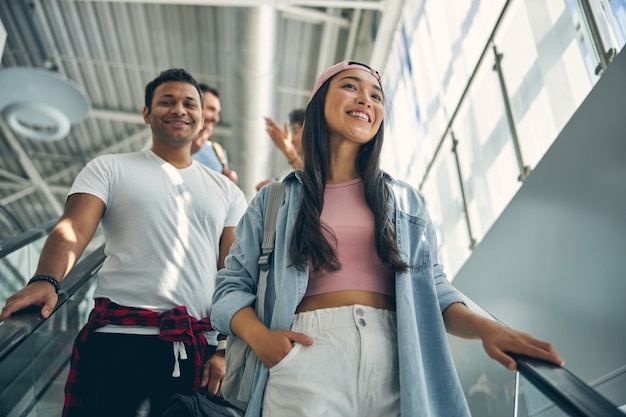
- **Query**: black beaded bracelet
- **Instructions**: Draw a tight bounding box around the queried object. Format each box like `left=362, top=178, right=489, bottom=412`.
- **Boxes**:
left=27, top=274, right=61, bottom=295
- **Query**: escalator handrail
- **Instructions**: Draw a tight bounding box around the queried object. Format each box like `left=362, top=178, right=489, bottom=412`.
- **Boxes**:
left=460, top=294, right=623, bottom=416
left=0, top=244, right=106, bottom=363
left=0, top=250, right=622, bottom=416
left=0, top=219, right=58, bottom=258
left=510, top=353, right=625, bottom=417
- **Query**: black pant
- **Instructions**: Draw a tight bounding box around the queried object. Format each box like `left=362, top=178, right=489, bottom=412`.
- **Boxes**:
left=69, top=332, right=200, bottom=417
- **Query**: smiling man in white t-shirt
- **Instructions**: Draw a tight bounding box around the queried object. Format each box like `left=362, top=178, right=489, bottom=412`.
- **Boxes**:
left=0, top=68, right=247, bottom=417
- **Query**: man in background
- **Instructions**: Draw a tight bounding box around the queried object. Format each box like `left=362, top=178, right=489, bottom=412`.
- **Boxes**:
left=191, top=84, right=239, bottom=184
left=255, top=108, right=305, bottom=191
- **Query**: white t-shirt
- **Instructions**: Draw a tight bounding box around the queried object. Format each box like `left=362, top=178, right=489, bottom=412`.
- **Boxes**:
left=69, top=150, right=247, bottom=335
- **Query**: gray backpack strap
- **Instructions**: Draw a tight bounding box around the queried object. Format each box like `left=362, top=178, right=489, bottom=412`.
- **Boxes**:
left=258, top=181, right=285, bottom=271
left=256, top=181, right=284, bottom=320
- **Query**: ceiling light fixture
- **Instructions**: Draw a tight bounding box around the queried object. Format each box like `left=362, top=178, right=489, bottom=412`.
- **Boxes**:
left=0, top=67, right=91, bottom=141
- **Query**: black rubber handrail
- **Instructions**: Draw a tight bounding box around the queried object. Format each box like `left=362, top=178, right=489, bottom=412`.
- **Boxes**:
left=510, top=353, right=624, bottom=417
left=0, top=219, right=57, bottom=258
left=0, top=242, right=622, bottom=416
left=0, top=244, right=106, bottom=363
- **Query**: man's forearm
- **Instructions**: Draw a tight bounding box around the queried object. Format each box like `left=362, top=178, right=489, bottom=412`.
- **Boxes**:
left=34, top=219, right=91, bottom=282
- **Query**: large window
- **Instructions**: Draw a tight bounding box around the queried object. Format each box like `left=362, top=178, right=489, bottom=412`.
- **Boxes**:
left=381, top=0, right=625, bottom=278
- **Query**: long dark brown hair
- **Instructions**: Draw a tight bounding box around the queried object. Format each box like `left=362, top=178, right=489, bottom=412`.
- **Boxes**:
left=289, top=77, right=409, bottom=273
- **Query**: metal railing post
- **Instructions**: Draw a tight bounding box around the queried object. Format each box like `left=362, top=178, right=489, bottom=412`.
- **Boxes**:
left=492, top=43, right=531, bottom=182
left=451, top=132, right=477, bottom=250
left=579, top=0, right=615, bottom=75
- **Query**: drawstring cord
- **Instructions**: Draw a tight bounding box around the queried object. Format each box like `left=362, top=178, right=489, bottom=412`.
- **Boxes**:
left=172, top=341, right=188, bottom=377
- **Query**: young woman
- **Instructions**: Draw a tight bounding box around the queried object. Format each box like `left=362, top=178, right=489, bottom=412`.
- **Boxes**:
left=211, top=61, right=564, bottom=417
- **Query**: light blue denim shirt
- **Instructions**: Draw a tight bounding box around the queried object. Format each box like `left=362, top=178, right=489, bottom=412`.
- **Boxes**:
left=192, top=141, right=223, bottom=173
left=212, top=171, right=471, bottom=417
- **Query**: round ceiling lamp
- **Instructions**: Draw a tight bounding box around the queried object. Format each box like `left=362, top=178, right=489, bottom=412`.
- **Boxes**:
left=0, top=67, right=92, bottom=141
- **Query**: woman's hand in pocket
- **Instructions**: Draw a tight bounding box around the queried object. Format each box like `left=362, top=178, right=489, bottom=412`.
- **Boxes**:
left=251, top=330, right=314, bottom=368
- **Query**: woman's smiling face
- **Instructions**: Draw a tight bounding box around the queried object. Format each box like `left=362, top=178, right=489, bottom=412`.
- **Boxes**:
left=323, top=68, right=384, bottom=147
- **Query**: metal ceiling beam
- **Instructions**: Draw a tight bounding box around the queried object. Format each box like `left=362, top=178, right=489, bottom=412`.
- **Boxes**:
left=369, top=0, right=405, bottom=70
left=288, top=1, right=383, bottom=10
left=0, top=181, right=28, bottom=191
left=62, top=0, right=278, bottom=5
left=97, top=127, right=152, bottom=155
left=316, top=8, right=342, bottom=76
left=88, top=109, right=146, bottom=124
left=63, top=0, right=383, bottom=8
left=280, top=6, right=350, bottom=26
left=0, top=183, right=42, bottom=205
left=343, top=7, right=362, bottom=59
left=62, top=0, right=354, bottom=25
left=0, top=168, right=28, bottom=184
left=0, top=118, right=64, bottom=214
left=61, top=0, right=377, bottom=25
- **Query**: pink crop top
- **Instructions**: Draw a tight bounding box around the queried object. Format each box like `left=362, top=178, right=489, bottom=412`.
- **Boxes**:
left=305, top=178, right=395, bottom=297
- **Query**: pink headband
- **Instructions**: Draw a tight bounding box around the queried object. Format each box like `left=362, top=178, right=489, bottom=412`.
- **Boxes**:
left=308, top=60, right=382, bottom=102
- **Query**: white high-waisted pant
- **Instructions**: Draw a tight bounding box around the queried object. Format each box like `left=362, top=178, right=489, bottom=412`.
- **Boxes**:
left=262, top=305, right=400, bottom=417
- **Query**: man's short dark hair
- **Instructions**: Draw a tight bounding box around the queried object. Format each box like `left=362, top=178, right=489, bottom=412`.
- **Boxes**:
left=288, top=108, right=305, bottom=127
left=144, top=68, right=203, bottom=112
left=198, top=83, right=220, bottom=99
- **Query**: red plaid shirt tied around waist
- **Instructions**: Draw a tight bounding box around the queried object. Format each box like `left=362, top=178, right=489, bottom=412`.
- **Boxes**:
left=63, top=298, right=213, bottom=415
